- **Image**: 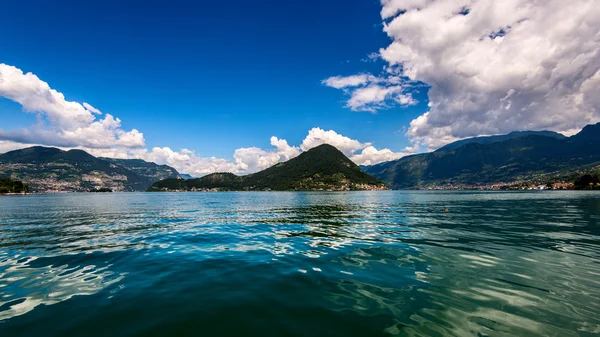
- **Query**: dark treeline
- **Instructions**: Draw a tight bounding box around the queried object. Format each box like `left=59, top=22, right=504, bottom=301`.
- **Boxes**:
left=0, top=178, right=28, bottom=194
left=574, top=174, right=600, bottom=190
left=90, top=187, right=113, bottom=192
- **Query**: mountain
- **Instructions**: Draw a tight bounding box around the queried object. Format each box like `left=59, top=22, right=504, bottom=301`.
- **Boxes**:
left=148, top=144, right=387, bottom=191
left=0, top=146, right=181, bottom=192
left=364, top=123, right=600, bottom=189
left=100, top=158, right=180, bottom=182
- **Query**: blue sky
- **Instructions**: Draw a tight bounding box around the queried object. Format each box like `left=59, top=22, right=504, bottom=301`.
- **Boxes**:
left=1, top=0, right=597, bottom=175
left=0, top=0, right=427, bottom=158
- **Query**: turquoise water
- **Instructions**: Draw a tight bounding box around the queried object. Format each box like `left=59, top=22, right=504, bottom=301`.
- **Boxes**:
left=1, top=191, right=599, bottom=336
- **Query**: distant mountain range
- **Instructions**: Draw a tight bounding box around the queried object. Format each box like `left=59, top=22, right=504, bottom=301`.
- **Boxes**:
left=0, top=147, right=180, bottom=192
left=4, top=123, right=600, bottom=192
left=363, top=123, right=600, bottom=189
left=148, top=144, right=387, bottom=191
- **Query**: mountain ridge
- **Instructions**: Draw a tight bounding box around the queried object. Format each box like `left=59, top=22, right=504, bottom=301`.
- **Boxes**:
left=0, top=147, right=181, bottom=192
left=363, top=122, right=600, bottom=189
left=436, top=130, right=566, bottom=152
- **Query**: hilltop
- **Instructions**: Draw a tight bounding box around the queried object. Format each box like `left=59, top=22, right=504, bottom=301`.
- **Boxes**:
left=148, top=144, right=387, bottom=191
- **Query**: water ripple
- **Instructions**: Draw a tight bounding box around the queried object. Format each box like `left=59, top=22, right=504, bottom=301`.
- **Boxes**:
left=0, top=191, right=599, bottom=337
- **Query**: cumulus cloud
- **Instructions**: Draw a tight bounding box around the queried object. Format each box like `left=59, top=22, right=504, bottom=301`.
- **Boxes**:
left=350, top=146, right=406, bottom=166
left=322, top=74, right=417, bottom=112
left=327, top=0, right=600, bottom=149
left=233, top=137, right=301, bottom=173
left=383, top=0, right=600, bottom=148
left=0, top=63, right=144, bottom=149
left=300, top=127, right=365, bottom=156
left=347, top=84, right=416, bottom=112
left=300, top=127, right=412, bottom=166
left=322, top=74, right=376, bottom=89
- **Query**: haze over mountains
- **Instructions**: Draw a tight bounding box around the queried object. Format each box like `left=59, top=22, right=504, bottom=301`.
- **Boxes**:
left=364, top=123, right=600, bottom=189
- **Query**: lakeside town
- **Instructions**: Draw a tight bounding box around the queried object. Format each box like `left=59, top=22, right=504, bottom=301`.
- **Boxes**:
left=3, top=175, right=599, bottom=194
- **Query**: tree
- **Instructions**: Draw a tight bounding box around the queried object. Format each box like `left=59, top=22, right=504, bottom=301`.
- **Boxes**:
left=575, top=174, right=594, bottom=190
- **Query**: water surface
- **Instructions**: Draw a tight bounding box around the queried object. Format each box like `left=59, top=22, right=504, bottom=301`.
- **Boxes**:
left=1, top=191, right=599, bottom=336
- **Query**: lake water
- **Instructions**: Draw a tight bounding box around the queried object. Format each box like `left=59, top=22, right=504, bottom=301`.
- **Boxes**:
left=1, top=191, right=599, bottom=337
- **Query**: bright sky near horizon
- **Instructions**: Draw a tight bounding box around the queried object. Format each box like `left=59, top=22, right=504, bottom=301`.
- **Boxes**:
left=0, top=0, right=599, bottom=176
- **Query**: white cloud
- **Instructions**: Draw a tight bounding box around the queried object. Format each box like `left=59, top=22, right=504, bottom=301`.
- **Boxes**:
left=321, top=74, right=376, bottom=89
left=322, top=73, right=417, bottom=112
left=389, top=0, right=600, bottom=149
left=233, top=137, right=301, bottom=173
left=0, top=140, right=34, bottom=154
left=326, top=0, right=600, bottom=150
left=300, top=127, right=411, bottom=166
left=361, top=52, right=381, bottom=63
left=0, top=63, right=144, bottom=149
left=350, top=146, right=406, bottom=166
left=82, top=102, right=101, bottom=114
left=347, top=84, right=416, bottom=112
left=300, top=127, right=366, bottom=156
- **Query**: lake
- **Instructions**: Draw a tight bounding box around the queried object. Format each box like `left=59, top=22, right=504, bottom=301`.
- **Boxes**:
left=1, top=191, right=599, bottom=336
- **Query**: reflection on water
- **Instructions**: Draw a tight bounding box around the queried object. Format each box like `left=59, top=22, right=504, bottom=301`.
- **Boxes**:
left=0, top=191, right=599, bottom=337
left=0, top=254, right=125, bottom=320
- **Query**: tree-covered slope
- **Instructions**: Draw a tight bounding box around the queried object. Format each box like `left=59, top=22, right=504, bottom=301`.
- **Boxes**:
left=148, top=144, right=387, bottom=191
left=364, top=123, right=600, bottom=189
left=100, top=158, right=181, bottom=182
left=0, top=178, right=28, bottom=194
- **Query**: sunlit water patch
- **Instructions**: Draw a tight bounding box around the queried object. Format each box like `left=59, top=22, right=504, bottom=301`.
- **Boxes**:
left=0, top=191, right=599, bottom=336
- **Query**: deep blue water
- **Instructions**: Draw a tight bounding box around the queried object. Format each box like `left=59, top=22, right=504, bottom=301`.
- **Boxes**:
left=1, top=191, right=599, bottom=336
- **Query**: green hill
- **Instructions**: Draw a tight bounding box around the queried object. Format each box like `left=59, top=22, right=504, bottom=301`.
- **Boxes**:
left=148, top=144, right=387, bottom=191
left=0, top=147, right=181, bottom=192
left=364, top=123, right=600, bottom=189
